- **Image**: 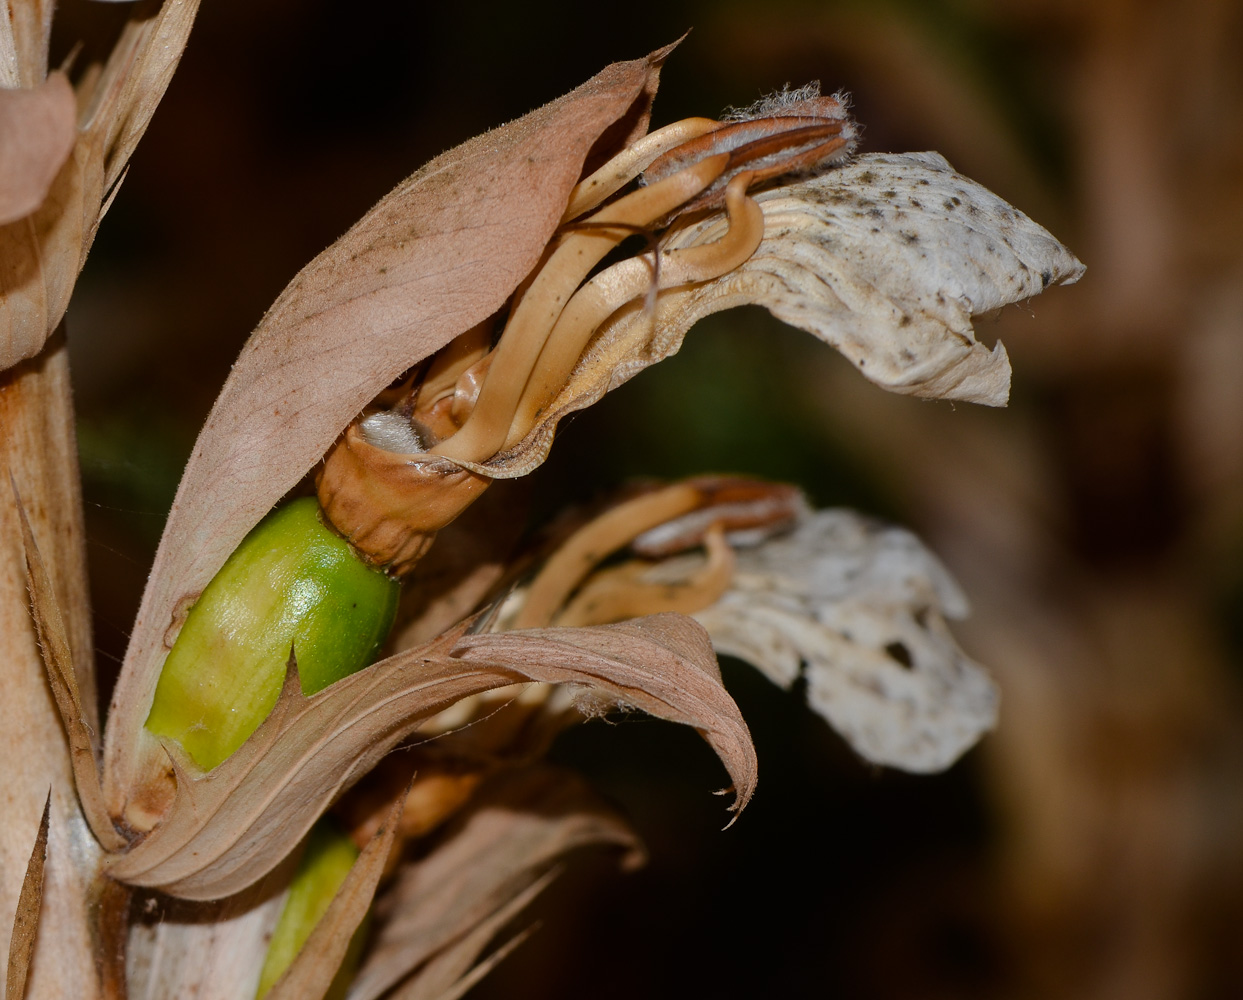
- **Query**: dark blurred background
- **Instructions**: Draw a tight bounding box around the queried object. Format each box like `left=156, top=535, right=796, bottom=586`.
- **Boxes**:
left=54, top=0, right=1243, bottom=997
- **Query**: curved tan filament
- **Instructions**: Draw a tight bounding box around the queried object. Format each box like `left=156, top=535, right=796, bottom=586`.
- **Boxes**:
left=416, top=318, right=493, bottom=413
left=555, top=525, right=736, bottom=628
left=431, top=153, right=729, bottom=465
left=506, top=172, right=765, bottom=447
left=409, top=319, right=494, bottom=442
left=512, top=483, right=703, bottom=630
left=561, top=117, right=722, bottom=223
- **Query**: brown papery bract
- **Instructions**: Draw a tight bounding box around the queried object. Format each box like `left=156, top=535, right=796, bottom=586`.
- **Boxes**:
left=0, top=74, right=76, bottom=226
left=347, top=767, right=642, bottom=1000
left=106, top=612, right=750, bottom=899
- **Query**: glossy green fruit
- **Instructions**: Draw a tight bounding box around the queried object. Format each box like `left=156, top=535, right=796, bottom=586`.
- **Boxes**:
left=145, top=497, right=400, bottom=771
left=255, top=820, right=364, bottom=999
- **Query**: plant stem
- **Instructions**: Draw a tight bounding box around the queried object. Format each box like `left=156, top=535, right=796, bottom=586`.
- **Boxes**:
left=0, top=331, right=104, bottom=998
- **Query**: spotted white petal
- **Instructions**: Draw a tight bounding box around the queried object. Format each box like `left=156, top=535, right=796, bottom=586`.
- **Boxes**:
left=480, top=151, right=1083, bottom=479
left=694, top=509, right=998, bottom=772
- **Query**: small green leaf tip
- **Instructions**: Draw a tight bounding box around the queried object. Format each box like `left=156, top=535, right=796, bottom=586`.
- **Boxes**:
left=255, top=820, right=364, bottom=1000
left=145, top=497, right=400, bottom=772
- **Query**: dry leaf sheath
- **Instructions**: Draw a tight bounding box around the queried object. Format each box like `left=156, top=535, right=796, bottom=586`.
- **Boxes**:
left=0, top=22, right=1083, bottom=1000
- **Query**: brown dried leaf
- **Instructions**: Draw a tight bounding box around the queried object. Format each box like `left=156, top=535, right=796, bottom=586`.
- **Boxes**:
left=694, top=509, right=998, bottom=771
left=267, top=794, right=403, bottom=1000
left=105, top=45, right=677, bottom=815
left=0, top=0, right=198, bottom=370
left=107, top=612, right=735, bottom=900
left=0, top=73, right=76, bottom=225
left=348, top=768, right=641, bottom=1000
left=12, top=480, right=126, bottom=851
left=6, top=792, right=49, bottom=1000
left=474, top=151, right=1086, bottom=479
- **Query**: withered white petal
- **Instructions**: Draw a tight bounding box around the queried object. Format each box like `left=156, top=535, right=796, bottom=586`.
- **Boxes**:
left=693, top=509, right=998, bottom=772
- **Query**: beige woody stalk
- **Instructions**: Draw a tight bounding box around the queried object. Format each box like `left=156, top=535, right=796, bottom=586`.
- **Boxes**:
left=0, top=337, right=102, bottom=998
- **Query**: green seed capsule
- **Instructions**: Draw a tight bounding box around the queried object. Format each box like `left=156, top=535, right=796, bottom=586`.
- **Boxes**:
left=255, top=820, right=364, bottom=1000
left=145, top=497, right=400, bottom=772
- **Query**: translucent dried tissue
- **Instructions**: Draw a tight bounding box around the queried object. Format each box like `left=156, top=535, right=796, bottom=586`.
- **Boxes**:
left=695, top=510, right=998, bottom=771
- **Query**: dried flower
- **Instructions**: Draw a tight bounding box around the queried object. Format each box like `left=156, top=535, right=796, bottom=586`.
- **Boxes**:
left=2, top=26, right=1083, bottom=1000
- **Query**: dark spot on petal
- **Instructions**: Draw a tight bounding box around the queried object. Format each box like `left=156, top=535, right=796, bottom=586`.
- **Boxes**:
left=885, top=642, right=914, bottom=669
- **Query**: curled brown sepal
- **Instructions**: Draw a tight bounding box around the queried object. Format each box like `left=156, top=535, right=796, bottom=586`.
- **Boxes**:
left=105, top=611, right=748, bottom=899
left=105, top=42, right=680, bottom=817
left=454, top=614, right=757, bottom=822
left=316, top=421, right=490, bottom=575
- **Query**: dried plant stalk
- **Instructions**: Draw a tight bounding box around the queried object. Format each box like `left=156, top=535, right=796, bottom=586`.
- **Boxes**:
left=0, top=335, right=100, bottom=997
